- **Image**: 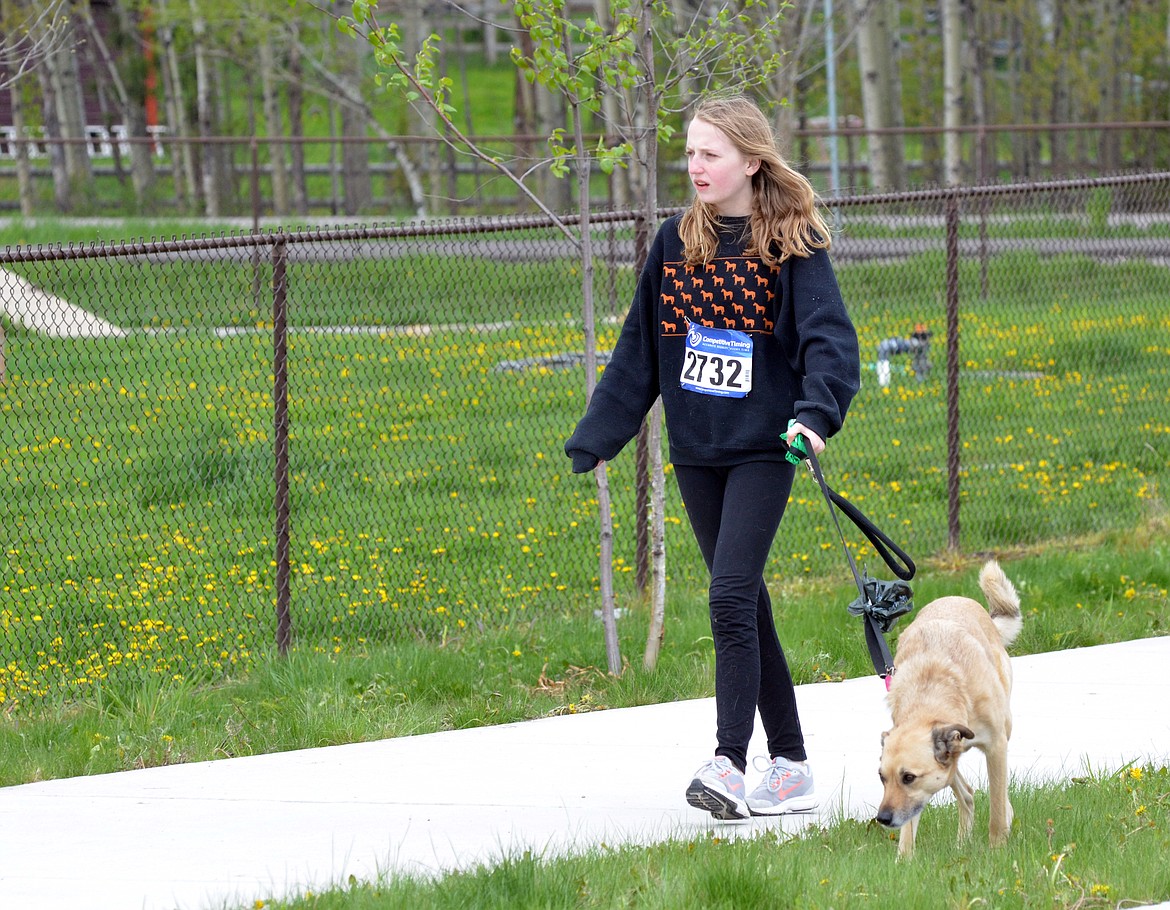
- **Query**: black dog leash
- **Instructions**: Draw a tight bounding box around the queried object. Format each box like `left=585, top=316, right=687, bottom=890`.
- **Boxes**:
left=787, top=436, right=916, bottom=686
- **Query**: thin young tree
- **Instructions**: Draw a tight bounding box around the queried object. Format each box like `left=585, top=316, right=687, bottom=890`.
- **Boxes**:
left=329, top=0, right=791, bottom=674
left=508, top=0, right=789, bottom=670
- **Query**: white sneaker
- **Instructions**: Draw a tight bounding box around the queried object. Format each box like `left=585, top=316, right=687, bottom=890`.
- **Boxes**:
left=685, top=756, right=750, bottom=820
left=746, top=756, right=817, bottom=815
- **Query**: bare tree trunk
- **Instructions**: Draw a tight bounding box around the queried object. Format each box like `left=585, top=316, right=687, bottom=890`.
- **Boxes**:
left=452, top=22, right=482, bottom=211
left=965, top=0, right=992, bottom=182
left=190, top=0, right=221, bottom=216
left=1047, top=0, right=1068, bottom=177
left=594, top=0, right=629, bottom=208
left=124, top=89, right=157, bottom=208
left=159, top=14, right=198, bottom=209
left=512, top=21, right=537, bottom=213
left=401, top=0, right=439, bottom=207
left=636, top=0, right=667, bottom=673
left=762, top=0, right=814, bottom=147
left=340, top=112, right=372, bottom=216
left=505, top=14, right=569, bottom=212
left=36, top=63, right=69, bottom=210
left=10, top=78, right=35, bottom=216
left=569, top=79, right=621, bottom=677
left=912, top=0, right=941, bottom=184
left=482, top=0, right=500, bottom=63
left=55, top=20, right=92, bottom=188
left=96, top=1, right=157, bottom=207
left=38, top=10, right=90, bottom=209
left=853, top=0, right=906, bottom=190
left=286, top=26, right=309, bottom=215
left=336, top=25, right=372, bottom=215
left=326, top=96, right=340, bottom=214
left=260, top=34, right=290, bottom=216
left=1096, top=0, right=1129, bottom=172
left=942, top=0, right=963, bottom=186
left=0, top=0, right=35, bottom=214
left=541, top=18, right=623, bottom=673
left=1023, top=13, right=1043, bottom=175
left=1004, top=9, right=1023, bottom=179
left=537, top=88, right=572, bottom=212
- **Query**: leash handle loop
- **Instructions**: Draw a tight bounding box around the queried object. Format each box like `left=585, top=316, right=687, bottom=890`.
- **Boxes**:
left=800, top=443, right=915, bottom=582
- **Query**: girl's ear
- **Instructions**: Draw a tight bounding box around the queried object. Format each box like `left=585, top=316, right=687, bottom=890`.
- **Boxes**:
left=746, top=158, right=761, bottom=176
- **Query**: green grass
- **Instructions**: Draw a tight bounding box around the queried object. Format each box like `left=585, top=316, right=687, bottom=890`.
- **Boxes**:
left=261, top=766, right=1169, bottom=909
left=2, top=235, right=1169, bottom=710
left=2, top=521, right=1166, bottom=788
left=0, top=528, right=1165, bottom=907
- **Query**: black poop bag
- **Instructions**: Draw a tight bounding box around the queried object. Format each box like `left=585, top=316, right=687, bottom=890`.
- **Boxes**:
left=846, top=571, right=914, bottom=633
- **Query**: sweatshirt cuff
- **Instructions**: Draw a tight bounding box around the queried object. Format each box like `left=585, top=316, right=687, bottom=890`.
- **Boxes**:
left=794, top=412, right=833, bottom=443
left=568, top=449, right=600, bottom=473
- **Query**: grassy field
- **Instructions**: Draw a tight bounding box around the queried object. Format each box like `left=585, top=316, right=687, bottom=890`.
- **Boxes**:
left=2, top=217, right=1168, bottom=710
left=1, top=518, right=1166, bottom=788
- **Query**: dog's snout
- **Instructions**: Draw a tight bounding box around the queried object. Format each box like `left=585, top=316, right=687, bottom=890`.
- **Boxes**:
left=875, top=809, right=895, bottom=828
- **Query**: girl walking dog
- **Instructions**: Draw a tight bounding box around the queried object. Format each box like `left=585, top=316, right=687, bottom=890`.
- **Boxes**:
left=565, top=93, right=861, bottom=819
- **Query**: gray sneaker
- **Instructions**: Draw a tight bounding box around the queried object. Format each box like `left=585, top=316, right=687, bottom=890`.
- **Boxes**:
left=746, top=756, right=817, bottom=815
left=686, top=756, right=750, bottom=820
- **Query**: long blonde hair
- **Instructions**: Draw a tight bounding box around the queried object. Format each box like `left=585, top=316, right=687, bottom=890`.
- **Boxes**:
left=679, top=93, right=831, bottom=270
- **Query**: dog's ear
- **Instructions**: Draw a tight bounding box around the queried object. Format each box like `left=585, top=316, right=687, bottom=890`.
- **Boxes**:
left=881, top=730, right=890, bottom=745
left=932, top=724, right=975, bottom=764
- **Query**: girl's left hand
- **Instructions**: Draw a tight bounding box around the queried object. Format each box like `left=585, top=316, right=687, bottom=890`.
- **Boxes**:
left=786, top=422, right=825, bottom=456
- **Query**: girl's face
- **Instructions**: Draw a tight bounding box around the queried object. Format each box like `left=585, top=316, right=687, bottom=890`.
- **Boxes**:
left=686, top=117, right=759, bottom=217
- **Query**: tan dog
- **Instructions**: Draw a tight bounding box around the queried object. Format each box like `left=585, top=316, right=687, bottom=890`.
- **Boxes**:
left=875, top=559, right=1022, bottom=858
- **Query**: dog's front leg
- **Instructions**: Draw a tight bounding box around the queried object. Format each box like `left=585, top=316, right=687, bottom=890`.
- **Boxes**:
left=985, top=741, right=1012, bottom=846
left=952, top=768, right=974, bottom=844
left=896, top=815, right=918, bottom=859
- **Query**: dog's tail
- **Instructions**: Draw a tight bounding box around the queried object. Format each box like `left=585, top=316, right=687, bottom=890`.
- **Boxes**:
left=979, top=559, right=1023, bottom=647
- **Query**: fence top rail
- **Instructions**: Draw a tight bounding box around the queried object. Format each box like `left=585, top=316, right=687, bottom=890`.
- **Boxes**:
left=2, top=173, right=1169, bottom=264
left=0, top=210, right=650, bottom=265
left=826, top=171, right=1170, bottom=208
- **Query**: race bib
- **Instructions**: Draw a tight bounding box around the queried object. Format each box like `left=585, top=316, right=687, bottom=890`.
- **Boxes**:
left=680, top=323, right=753, bottom=398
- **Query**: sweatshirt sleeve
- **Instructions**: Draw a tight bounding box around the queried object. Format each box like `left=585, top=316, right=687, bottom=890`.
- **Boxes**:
left=564, top=233, right=665, bottom=472
left=785, top=247, right=861, bottom=441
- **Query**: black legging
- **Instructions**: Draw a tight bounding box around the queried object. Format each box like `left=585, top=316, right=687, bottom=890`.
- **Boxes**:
left=674, top=460, right=806, bottom=774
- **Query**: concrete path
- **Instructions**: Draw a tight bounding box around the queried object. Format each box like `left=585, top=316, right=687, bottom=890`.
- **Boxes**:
left=0, top=268, right=126, bottom=338
left=1, top=637, right=1168, bottom=910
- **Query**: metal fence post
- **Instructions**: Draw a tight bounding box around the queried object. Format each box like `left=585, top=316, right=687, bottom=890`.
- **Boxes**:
left=272, top=234, right=293, bottom=654
left=944, top=191, right=961, bottom=551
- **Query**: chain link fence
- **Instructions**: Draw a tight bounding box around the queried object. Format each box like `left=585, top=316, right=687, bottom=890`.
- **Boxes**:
left=2, top=173, right=1168, bottom=710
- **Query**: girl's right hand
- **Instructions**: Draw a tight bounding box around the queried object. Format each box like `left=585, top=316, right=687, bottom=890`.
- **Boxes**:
left=785, top=422, right=825, bottom=456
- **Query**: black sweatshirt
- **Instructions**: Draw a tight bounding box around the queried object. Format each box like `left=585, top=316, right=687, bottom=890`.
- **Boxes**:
left=565, top=213, right=860, bottom=472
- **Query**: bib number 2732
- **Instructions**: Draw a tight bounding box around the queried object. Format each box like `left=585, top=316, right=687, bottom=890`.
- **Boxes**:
left=680, top=324, right=753, bottom=398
